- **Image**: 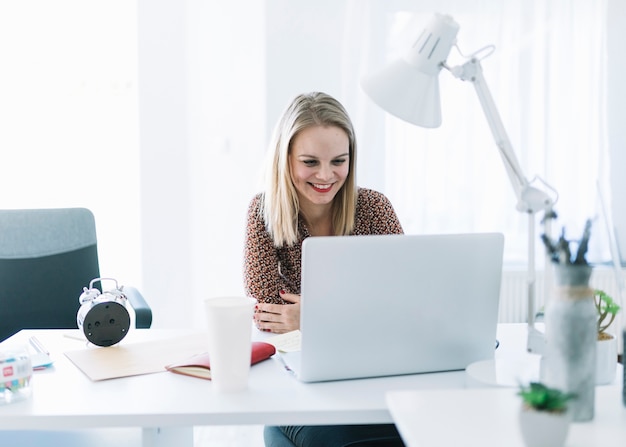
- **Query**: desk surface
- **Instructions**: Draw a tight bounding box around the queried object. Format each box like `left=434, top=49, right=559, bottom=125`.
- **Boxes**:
left=386, top=323, right=626, bottom=447
left=0, top=324, right=615, bottom=433
left=0, top=326, right=479, bottom=431
left=387, top=385, right=626, bottom=447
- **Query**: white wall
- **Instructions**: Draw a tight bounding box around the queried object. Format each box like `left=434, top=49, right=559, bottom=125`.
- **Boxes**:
left=137, top=0, right=191, bottom=328
left=138, top=0, right=267, bottom=328
left=265, top=1, right=346, bottom=124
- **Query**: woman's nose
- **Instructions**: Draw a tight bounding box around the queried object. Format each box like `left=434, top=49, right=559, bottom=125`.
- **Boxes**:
left=317, top=164, right=333, bottom=180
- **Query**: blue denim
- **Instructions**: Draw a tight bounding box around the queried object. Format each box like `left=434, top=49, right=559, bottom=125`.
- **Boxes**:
left=263, top=424, right=404, bottom=447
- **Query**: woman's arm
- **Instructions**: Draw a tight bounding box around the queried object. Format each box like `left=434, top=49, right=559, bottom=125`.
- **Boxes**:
left=243, top=195, right=284, bottom=304
left=244, top=195, right=302, bottom=333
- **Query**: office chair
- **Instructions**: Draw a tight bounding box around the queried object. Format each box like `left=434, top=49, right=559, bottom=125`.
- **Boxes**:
left=0, top=208, right=152, bottom=342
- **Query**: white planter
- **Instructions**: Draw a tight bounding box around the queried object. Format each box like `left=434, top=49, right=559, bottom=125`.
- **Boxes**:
left=519, top=407, right=570, bottom=447
left=596, top=334, right=618, bottom=385
left=544, top=264, right=596, bottom=422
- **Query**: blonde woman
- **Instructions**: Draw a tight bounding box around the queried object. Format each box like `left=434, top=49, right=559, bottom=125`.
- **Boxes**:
left=243, top=92, right=405, bottom=447
left=245, top=92, right=403, bottom=333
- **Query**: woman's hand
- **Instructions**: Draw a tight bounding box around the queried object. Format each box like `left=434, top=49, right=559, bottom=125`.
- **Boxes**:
left=254, top=292, right=300, bottom=334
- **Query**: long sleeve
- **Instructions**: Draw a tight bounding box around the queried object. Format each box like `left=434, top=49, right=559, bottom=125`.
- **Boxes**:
left=243, top=194, right=288, bottom=304
left=354, top=188, right=404, bottom=236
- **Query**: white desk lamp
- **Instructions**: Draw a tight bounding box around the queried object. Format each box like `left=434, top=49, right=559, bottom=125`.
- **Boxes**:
left=361, top=13, right=558, bottom=356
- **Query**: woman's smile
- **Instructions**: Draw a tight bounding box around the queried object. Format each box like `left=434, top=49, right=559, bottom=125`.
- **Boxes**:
left=310, top=182, right=334, bottom=193
left=289, top=125, right=350, bottom=209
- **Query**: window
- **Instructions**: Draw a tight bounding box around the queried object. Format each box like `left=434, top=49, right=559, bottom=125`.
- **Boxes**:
left=0, top=1, right=140, bottom=281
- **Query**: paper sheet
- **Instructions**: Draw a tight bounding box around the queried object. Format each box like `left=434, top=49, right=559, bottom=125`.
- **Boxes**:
left=64, top=333, right=208, bottom=381
left=267, top=330, right=301, bottom=352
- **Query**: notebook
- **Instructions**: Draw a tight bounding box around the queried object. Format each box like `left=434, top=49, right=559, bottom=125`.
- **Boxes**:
left=280, top=232, right=504, bottom=382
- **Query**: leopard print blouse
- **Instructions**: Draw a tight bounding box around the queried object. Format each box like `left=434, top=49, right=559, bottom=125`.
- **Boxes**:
left=243, top=187, right=404, bottom=304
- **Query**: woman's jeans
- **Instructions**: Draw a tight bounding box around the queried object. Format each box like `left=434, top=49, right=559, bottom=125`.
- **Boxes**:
left=263, top=424, right=405, bottom=447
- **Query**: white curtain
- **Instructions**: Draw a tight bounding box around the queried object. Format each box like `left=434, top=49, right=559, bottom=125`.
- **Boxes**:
left=344, top=0, right=609, bottom=266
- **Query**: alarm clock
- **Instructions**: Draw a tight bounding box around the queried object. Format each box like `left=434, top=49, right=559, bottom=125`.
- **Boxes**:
left=77, top=278, right=131, bottom=347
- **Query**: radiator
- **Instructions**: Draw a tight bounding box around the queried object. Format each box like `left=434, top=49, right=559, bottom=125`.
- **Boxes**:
left=499, top=268, right=625, bottom=335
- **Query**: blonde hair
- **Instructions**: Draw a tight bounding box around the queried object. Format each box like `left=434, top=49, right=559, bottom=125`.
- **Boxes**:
left=262, top=92, right=357, bottom=247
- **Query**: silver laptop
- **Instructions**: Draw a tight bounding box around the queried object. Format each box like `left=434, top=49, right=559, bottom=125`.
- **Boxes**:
left=281, top=232, right=504, bottom=382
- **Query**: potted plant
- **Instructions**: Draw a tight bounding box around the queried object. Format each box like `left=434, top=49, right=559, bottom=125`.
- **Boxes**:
left=594, top=288, right=621, bottom=384
left=517, top=382, right=575, bottom=447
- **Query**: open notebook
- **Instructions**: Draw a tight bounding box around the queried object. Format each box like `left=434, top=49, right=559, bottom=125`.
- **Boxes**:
left=280, top=232, right=505, bottom=382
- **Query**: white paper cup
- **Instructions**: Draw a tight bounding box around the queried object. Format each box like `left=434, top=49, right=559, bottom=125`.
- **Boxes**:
left=204, top=296, right=256, bottom=392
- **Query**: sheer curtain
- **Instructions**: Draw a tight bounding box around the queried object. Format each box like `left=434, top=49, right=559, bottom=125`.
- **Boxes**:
left=345, top=0, right=609, bottom=266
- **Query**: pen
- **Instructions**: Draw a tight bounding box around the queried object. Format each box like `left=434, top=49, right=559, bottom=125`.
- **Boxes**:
left=29, top=336, right=49, bottom=356
left=275, top=352, right=295, bottom=376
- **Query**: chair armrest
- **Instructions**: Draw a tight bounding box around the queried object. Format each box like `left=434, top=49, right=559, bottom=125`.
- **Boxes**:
left=124, top=286, right=153, bottom=329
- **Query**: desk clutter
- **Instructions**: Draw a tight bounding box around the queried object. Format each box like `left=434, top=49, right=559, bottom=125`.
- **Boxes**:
left=64, top=333, right=276, bottom=381
left=0, top=345, right=32, bottom=405
left=65, top=333, right=210, bottom=381
left=166, top=342, right=276, bottom=380
left=267, top=330, right=301, bottom=352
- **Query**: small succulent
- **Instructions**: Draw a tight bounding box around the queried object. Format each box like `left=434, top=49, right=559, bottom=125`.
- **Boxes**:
left=594, top=289, right=621, bottom=339
left=518, top=382, right=576, bottom=414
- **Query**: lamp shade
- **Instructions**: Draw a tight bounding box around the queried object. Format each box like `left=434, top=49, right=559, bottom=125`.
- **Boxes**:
left=361, top=14, right=460, bottom=128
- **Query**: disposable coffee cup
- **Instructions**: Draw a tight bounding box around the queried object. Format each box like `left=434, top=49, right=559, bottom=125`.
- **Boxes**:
left=204, top=296, right=256, bottom=392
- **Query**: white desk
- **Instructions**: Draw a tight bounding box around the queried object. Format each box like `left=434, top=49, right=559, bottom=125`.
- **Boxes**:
left=386, top=325, right=626, bottom=447
left=387, top=383, right=625, bottom=447
left=0, top=324, right=548, bottom=446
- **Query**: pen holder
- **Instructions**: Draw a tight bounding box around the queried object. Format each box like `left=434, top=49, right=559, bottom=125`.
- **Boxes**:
left=0, top=345, right=33, bottom=405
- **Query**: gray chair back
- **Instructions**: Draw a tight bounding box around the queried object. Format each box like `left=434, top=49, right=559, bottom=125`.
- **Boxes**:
left=0, top=208, right=101, bottom=341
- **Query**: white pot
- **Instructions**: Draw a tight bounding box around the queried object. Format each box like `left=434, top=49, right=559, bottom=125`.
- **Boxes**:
left=596, top=334, right=618, bottom=385
left=518, top=407, right=570, bottom=447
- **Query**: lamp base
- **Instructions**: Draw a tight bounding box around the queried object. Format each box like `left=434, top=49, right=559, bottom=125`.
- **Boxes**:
left=466, top=355, right=542, bottom=387
left=466, top=325, right=545, bottom=387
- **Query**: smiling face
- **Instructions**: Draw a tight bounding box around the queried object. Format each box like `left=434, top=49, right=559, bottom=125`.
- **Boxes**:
left=289, top=125, right=350, bottom=214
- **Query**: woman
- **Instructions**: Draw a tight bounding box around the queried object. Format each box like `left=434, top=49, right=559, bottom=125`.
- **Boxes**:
left=244, top=92, right=405, bottom=447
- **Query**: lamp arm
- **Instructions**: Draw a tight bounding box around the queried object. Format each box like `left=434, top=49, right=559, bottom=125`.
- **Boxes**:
left=449, top=58, right=556, bottom=354
left=448, top=58, right=554, bottom=214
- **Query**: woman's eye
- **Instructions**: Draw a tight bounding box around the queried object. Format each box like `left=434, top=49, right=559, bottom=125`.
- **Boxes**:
left=303, top=160, right=318, bottom=166
left=332, top=158, right=347, bottom=165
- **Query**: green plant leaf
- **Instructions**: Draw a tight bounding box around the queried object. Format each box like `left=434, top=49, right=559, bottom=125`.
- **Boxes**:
left=594, top=289, right=621, bottom=335
left=518, top=382, right=576, bottom=413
